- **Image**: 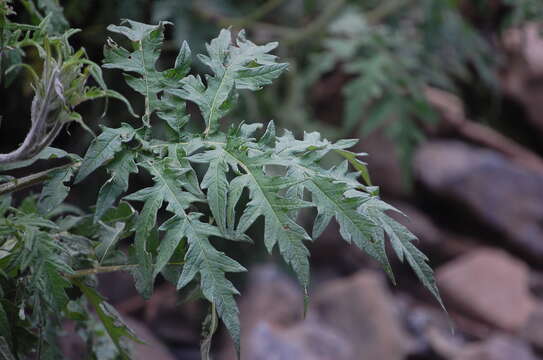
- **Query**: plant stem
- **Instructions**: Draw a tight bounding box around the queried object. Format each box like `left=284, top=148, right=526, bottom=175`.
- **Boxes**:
left=366, top=0, right=409, bottom=25
left=0, top=162, right=80, bottom=196
left=69, top=264, right=138, bottom=277
left=228, top=0, right=286, bottom=28
left=284, top=0, right=346, bottom=46
left=194, top=0, right=285, bottom=28
left=189, top=0, right=403, bottom=52
left=68, top=261, right=185, bottom=278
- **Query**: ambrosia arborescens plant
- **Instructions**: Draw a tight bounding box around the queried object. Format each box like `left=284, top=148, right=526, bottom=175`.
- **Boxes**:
left=0, top=4, right=443, bottom=358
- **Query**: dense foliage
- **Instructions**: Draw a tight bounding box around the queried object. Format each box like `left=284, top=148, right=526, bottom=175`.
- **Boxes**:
left=0, top=1, right=450, bottom=358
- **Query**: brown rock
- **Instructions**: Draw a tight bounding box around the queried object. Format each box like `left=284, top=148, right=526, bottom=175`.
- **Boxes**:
left=124, top=318, right=176, bottom=360
left=414, top=141, right=543, bottom=261
left=244, top=321, right=355, bottom=360
left=239, top=264, right=304, bottom=331
left=452, top=335, right=538, bottom=360
left=388, top=201, right=477, bottom=258
left=314, top=271, right=413, bottom=360
left=437, top=248, right=536, bottom=331
left=219, top=264, right=304, bottom=360
left=522, top=303, right=543, bottom=350
left=145, top=285, right=201, bottom=344
left=357, top=129, right=407, bottom=198
left=221, top=265, right=357, bottom=360
left=404, top=302, right=467, bottom=358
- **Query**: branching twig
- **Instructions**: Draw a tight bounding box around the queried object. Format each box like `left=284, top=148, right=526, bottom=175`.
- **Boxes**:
left=228, top=0, right=286, bottom=28
left=67, top=261, right=185, bottom=278
left=366, top=0, right=410, bottom=25
left=68, top=264, right=139, bottom=278
left=0, top=161, right=80, bottom=196
left=190, top=2, right=291, bottom=36
left=192, top=0, right=347, bottom=47
left=284, top=0, right=347, bottom=46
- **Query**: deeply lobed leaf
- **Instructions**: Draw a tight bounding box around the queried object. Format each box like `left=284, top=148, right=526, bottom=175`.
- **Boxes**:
left=70, top=21, right=445, bottom=357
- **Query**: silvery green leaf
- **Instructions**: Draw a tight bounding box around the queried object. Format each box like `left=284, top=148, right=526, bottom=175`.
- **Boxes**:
left=75, top=125, right=135, bottom=184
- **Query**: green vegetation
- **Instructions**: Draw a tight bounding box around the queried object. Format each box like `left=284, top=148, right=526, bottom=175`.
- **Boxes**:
left=3, top=0, right=541, bottom=358
left=0, top=1, right=444, bottom=358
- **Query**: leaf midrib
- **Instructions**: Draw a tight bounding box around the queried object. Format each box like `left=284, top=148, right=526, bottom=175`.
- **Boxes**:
left=308, top=177, right=371, bottom=239
left=288, top=162, right=375, bottom=239
left=223, top=149, right=290, bottom=244
left=77, top=132, right=121, bottom=182
left=139, top=39, right=152, bottom=123
left=205, top=68, right=231, bottom=136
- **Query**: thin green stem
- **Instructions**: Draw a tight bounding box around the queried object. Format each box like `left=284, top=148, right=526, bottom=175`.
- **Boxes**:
left=366, top=0, right=409, bottom=25
left=284, top=0, right=346, bottom=46
left=228, top=0, right=286, bottom=28
left=0, top=162, right=80, bottom=196
left=68, top=261, right=185, bottom=278
left=194, top=0, right=285, bottom=28
left=189, top=0, right=404, bottom=52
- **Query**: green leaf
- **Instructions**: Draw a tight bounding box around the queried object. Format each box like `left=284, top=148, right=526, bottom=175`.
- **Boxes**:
left=42, top=260, right=71, bottom=312
left=75, top=125, right=135, bottom=184
left=38, top=166, right=74, bottom=214
left=123, top=158, right=200, bottom=295
left=171, top=29, right=288, bottom=135
left=334, top=149, right=372, bottom=186
left=203, top=158, right=229, bottom=233
left=82, top=88, right=138, bottom=118
left=224, top=150, right=313, bottom=293
left=124, top=156, right=246, bottom=351
left=95, top=222, right=126, bottom=264
left=107, top=19, right=168, bottom=42
left=198, top=154, right=231, bottom=234
left=124, top=185, right=163, bottom=299
left=101, top=201, right=137, bottom=224
left=163, top=40, right=192, bottom=83
left=104, top=20, right=177, bottom=126
left=306, top=176, right=394, bottom=281
left=36, top=0, right=69, bottom=33
left=94, top=150, right=138, bottom=222
left=176, top=213, right=246, bottom=355
left=362, top=198, right=444, bottom=308
left=76, top=281, right=140, bottom=360
left=168, top=144, right=204, bottom=199
left=0, top=196, right=11, bottom=217
left=154, top=216, right=185, bottom=279
left=157, top=93, right=190, bottom=138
